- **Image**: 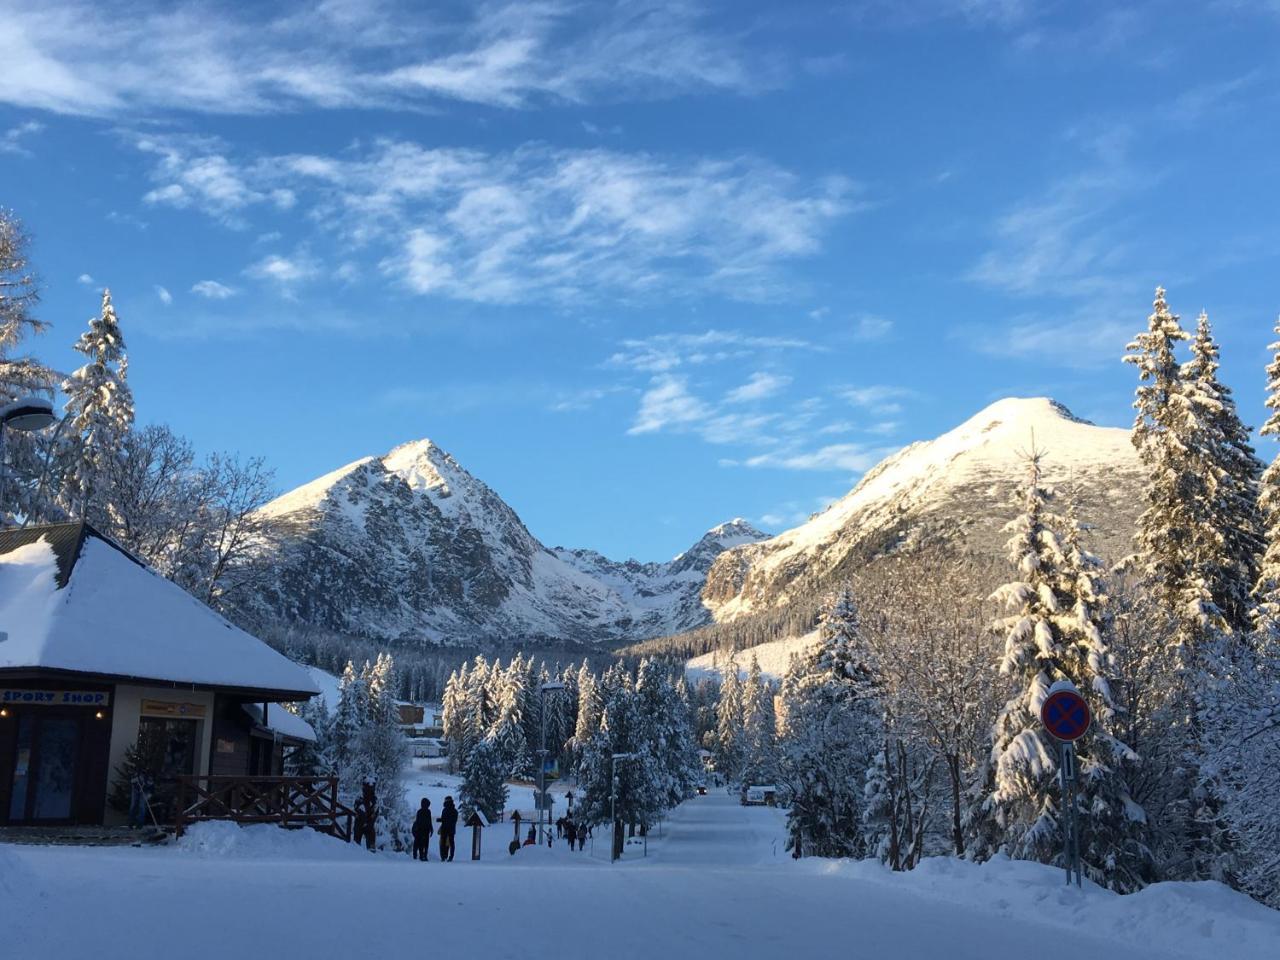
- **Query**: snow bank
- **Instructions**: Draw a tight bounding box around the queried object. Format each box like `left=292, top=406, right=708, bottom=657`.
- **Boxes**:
left=0, top=843, right=43, bottom=899
left=494, top=840, right=603, bottom=867
left=177, top=821, right=371, bottom=861
left=819, top=855, right=1280, bottom=959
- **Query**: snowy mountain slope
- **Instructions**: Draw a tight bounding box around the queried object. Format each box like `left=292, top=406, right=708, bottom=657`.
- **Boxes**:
left=703, top=397, right=1144, bottom=621
left=246, top=438, right=766, bottom=646
left=685, top=629, right=820, bottom=683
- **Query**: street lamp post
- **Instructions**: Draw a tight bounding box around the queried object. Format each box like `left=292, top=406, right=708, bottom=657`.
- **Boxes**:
left=610, top=751, right=638, bottom=862
left=0, top=396, right=57, bottom=521
left=537, top=680, right=566, bottom=845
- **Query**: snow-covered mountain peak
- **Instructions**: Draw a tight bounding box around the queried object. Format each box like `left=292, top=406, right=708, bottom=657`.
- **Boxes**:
left=703, top=518, right=766, bottom=545
left=380, top=438, right=473, bottom=500
left=249, top=438, right=762, bottom=646
left=702, top=396, right=1142, bottom=620
left=258, top=456, right=375, bottom=519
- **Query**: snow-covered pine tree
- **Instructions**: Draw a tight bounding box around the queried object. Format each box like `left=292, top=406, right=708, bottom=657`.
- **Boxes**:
left=1125, top=289, right=1245, bottom=882
left=441, top=662, right=468, bottom=772
left=488, top=658, right=531, bottom=780
left=287, top=696, right=333, bottom=777
left=672, top=673, right=704, bottom=793
left=715, top=657, right=744, bottom=782
left=330, top=661, right=366, bottom=783
left=969, top=452, right=1150, bottom=889
left=634, top=659, right=700, bottom=808
left=569, top=660, right=601, bottom=767
left=1057, top=499, right=1153, bottom=891
left=458, top=737, right=508, bottom=824
left=1124, top=288, right=1206, bottom=638
left=740, top=655, right=777, bottom=786
left=0, top=210, right=58, bottom=525
left=459, top=656, right=494, bottom=771
left=1182, top=310, right=1264, bottom=636
left=596, top=664, right=665, bottom=836
left=59, top=288, right=134, bottom=518
left=358, top=653, right=411, bottom=850
left=778, top=587, right=881, bottom=859
left=549, top=663, right=577, bottom=767
left=1252, top=315, right=1280, bottom=648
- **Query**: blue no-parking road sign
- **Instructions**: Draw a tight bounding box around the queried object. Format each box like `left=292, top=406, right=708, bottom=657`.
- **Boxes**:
left=1040, top=685, right=1091, bottom=741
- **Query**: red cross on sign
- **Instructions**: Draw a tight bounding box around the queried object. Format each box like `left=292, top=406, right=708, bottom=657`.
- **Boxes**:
left=1041, top=688, right=1091, bottom=742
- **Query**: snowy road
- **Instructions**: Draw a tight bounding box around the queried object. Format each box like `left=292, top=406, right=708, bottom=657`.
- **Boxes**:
left=648, top=787, right=788, bottom=865
left=7, top=793, right=1277, bottom=960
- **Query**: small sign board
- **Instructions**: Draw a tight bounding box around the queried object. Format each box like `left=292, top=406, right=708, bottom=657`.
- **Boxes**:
left=466, top=811, right=488, bottom=828
left=1040, top=683, right=1090, bottom=742
left=141, top=699, right=206, bottom=719
left=1, top=689, right=110, bottom=707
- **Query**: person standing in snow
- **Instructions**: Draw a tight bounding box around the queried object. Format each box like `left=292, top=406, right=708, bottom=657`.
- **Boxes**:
left=353, top=781, right=378, bottom=851
left=437, top=795, right=458, bottom=861
left=128, top=767, right=154, bottom=829
left=412, top=798, right=434, bottom=861
left=565, top=820, right=577, bottom=849
left=578, top=824, right=589, bottom=851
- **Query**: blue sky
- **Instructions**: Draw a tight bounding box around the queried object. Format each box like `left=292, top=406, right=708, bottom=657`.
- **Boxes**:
left=3, top=0, right=1279, bottom=560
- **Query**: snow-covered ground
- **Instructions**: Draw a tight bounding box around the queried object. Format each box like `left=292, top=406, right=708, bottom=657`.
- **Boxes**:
left=7, top=790, right=1276, bottom=959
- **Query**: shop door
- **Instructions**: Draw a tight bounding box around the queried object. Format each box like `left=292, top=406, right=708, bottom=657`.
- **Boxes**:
left=136, top=717, right=198, bottom=822
left=7, top=713, right=83, bottom=823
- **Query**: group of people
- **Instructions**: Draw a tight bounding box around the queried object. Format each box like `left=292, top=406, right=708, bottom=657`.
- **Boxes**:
left=506, top=810, right=591, bottom=854
left=554, top=815, right=590, bottom=850
left=410, top=795, right=596, bottom=860
left=411, top=795, right=458, bottom=861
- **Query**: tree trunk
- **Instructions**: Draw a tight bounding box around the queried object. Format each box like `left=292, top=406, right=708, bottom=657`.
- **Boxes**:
left=949, top=752, right=964, bottom=857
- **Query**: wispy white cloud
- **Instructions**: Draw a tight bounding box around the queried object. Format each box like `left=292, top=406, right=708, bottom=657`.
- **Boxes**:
left=841, top=385, right=915, bottom=415
left=962, top=123, right=1169, bottom=366
left=0, top=1, right=769, bottom=118
left=725, top=371, right=791, bottom=403
left=0, top=120, right=43, bottom=155
left=132, top=137, right=854, bottom=303
left=137, top=135, right=295, bottom=225
left=609, top=330, right=818, bottom=372
left=154, top=284, right=172, bottom=305
left=628, top=375, right=714, bottom=435
left=191, top=279, right=237, bottom=299
left=550, top=386, right=628, bottom=412
left=744, top=442, right=896, bottom=472
left=76, top=272, right=94, bottom=285
left=245, top=253, right=317, bottom=285
left=852, top=314, right=893, bottom=341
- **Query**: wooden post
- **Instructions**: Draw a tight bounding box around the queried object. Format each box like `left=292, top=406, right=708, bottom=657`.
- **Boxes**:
left=174, top=776, right=187, bottom=838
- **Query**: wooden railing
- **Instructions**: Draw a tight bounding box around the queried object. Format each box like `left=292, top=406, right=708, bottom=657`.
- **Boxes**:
left=173, top=775, right=355, bottom=841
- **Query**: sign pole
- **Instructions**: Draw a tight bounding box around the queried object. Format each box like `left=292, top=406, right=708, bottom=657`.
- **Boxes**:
left=1040, top=679, right=1090, bottom=890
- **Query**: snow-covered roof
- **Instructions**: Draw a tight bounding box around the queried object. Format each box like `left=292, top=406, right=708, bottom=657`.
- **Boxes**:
left=241, top=702, right=316, bottom=743
left=0, top=524, right=320, bottom=698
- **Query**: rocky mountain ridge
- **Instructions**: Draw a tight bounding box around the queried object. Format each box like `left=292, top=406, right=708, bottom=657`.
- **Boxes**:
left=244, top=438, right=766, bottom=646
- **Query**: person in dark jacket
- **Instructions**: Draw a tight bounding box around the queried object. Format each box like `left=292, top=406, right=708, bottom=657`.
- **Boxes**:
left=412, top=798, right=433, bottom=861
left=353, top=781, right=378, bottom=851
left=577, top=824, right=588, bottom=851
left=565, top=820, right=577, bottom=848
left=437, top=796, right=459, bottom=861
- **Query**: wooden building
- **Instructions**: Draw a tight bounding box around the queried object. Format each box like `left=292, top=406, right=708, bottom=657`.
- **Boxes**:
left=0, top=522, right=319, bottom=827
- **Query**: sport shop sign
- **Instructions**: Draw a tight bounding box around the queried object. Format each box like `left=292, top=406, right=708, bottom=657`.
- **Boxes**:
left=1, top=688, right=111, bottom=707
